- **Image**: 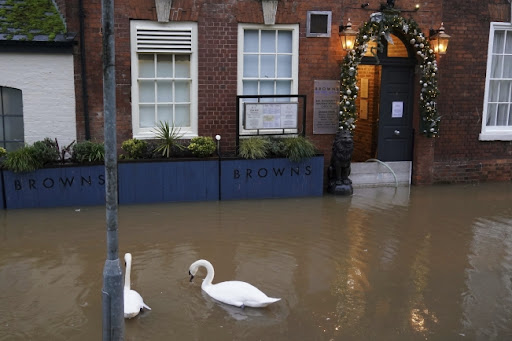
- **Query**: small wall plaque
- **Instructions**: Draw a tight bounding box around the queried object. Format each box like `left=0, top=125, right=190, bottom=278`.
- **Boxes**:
left=313, top=80, right=339, bottom=134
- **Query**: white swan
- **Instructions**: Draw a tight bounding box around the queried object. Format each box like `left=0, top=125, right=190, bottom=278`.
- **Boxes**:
left=188, top=259, right=281, bottom=308
left=124, top=253, right=151, bottom=319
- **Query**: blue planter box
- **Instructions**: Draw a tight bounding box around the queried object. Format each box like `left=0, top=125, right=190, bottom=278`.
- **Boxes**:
left=0, top=156, right=324, bottom=209
left=220, top=156, right=324, bottom=200
left=118, top=160, right=219, bottom=204
left=3, top=165, right=105, bottom=209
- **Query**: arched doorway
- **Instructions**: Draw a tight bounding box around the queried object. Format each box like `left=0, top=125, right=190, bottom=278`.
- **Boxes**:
left=352, top=34, right=416, bottom=162
left=338, top=14, right=440, bottom=166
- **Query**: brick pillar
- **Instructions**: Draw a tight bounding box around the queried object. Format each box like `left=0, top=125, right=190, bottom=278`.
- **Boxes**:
left=412, top=133, right=435, bottom=185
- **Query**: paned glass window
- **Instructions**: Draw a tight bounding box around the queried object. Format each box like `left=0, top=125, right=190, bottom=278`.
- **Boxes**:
left=480, top=22, right=512, bottom=140
left=238, top=24, right=299, bottom=135
left=130, top=21, right=197, bottom=139
left=0, top=86, right=24, bottom=151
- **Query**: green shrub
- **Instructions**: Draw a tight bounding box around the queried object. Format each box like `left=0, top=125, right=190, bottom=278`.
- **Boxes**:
left=32, top=138, right=59, bottom=166
left=121, top=138, right=148, bottom=159
left=153, top=121, right=185, bottom=158
left=3, top=146, right=41, bottom=173
left=71, top=141, right=105, bottom=164
left=238, top=137, right=270, bottom=159
left=282, top=136, right=317, bottom=162
left=0, top=147, right=7, bottom=158
left=267, top=137, right=287, bottom=158
left=188, top=136, right=216, bottom=157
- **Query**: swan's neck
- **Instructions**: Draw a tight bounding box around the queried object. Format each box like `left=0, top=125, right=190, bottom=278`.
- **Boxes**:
left=124, top=258, right=131, bottom=290
left=198, top=260, right=215, bottom=288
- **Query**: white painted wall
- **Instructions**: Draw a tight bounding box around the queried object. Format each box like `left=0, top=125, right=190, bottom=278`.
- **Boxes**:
left=0, top=52, right=76, bottom=147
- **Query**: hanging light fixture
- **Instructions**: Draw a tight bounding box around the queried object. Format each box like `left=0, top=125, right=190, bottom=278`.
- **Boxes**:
left=339, top=18, right=358, bottom=51
left=429, top=22, right=451, bottom=55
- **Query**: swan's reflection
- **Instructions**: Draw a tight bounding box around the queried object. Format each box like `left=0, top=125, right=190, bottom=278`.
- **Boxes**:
left=200, top=291, right=278, bottom=322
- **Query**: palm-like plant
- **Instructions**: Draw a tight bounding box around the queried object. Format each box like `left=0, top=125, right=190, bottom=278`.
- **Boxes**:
left=153, top=121, right=185, bottom=158
left=238, top=137, right=270, bottom=159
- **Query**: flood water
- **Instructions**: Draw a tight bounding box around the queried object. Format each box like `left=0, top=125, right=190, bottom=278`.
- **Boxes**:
left=1, top=182, right=512, bottom=340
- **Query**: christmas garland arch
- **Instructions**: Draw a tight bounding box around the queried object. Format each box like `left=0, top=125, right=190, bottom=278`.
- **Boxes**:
left=339, top=13, right=440, bottom=137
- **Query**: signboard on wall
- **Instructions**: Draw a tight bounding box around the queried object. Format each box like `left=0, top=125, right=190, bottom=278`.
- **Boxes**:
left=243, top=103, right=298, bottom=130
left=313, top=80, right=339, bottom=134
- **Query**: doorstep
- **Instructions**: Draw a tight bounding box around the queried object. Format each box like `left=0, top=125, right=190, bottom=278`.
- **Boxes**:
left=350, top=161, right=412, bottom=188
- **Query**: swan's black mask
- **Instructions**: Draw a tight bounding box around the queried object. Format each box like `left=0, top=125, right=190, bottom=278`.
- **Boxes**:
left=189, top=270, right=194, bottom=282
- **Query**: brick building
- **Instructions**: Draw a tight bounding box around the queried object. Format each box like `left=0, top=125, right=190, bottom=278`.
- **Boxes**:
left=3, top=0, right=512, bottom=185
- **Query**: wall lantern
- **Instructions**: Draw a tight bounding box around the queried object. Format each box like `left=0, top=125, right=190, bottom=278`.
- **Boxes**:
left=339, top=18, right=358, bottom=51
left=429, top=22, right=451, bottom=55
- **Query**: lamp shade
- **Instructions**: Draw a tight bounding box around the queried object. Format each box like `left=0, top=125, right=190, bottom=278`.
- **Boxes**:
left=339, top=19, right=357, bottom=51
left=430, top=23, right=450, bottom=55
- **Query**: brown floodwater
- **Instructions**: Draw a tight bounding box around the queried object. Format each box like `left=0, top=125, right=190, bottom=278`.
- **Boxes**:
left=1, top=182, right=512, bottom=340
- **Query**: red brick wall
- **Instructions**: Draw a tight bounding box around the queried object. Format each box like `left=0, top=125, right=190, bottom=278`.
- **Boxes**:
left=434, top=159, right=512, bottom=183
left=431, top=0, right=512, bottom=183
left=63, top=0, right=512, bottom=184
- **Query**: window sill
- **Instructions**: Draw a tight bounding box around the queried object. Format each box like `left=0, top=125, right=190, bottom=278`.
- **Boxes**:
left=479, top=132, right=512, bottom=141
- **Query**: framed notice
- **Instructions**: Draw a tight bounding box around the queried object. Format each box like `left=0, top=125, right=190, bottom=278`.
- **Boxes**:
left=313, top=80, right=340, bottom=134
left=244, top=102, right=298, bottom=130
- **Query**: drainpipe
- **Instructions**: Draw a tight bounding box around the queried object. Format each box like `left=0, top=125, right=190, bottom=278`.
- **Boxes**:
left=79, top=0, right=91, bottom=140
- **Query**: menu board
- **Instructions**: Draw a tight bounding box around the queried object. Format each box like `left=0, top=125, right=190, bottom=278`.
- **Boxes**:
left=244, top=103, right=298, bottom=130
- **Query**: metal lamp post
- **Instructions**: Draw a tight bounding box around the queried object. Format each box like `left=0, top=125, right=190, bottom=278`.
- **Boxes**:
left=101, top=0, right=124, bottom=339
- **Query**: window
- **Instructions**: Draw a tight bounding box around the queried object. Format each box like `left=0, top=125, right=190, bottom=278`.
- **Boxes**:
left=306, top=11, right=332, bottom=38
left=130, top=21, right=198, bottom=139
left=480, top=22, right=512, bottom=140
left=238, top=24, right=299, bottom=135
left=0, top=86, right=24, bottom=151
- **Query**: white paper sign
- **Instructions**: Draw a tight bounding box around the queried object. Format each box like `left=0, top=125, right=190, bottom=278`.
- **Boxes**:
left=392, top=101, right=403, bottom=118
left=244, top=103, right=298, bottom=130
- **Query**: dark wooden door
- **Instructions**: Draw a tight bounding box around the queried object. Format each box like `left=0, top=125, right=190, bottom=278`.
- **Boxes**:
left=377, top=65, right=414, bottom=161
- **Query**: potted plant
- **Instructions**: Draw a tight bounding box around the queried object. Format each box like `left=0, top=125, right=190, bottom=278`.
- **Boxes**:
left=117, top=131, right=219, bottom=205
left=1, top=139, right=106, bottom=209
left=152, top=121, right=185, bottom=158
left=187, top=136, right=216, bottom=158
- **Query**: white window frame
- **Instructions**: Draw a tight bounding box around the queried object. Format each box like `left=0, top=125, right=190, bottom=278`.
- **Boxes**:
left=237, top=23, right=299, bottom=136
left=130, top=20, right=198, bottom=139
left=480, top=22, right=512, bottom=141
left=0, top=86, right=24, bottom=151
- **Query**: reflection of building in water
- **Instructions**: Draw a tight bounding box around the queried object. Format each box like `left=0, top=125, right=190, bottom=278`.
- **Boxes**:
left=462, top=218, right=512, bottom=339
left=331, top=208, right=370, bottom=333
left=406, top=233, right=439, bottom=334
left=330, top=185, right=443, bottom=337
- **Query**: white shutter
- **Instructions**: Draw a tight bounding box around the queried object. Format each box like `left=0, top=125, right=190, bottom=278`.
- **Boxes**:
left=136, top=28, right=192, bottom=53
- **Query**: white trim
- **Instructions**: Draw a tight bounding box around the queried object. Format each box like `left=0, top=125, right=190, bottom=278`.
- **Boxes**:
left=480, top=21, right=512, bottom=141
left=130, top=20, right=198, bottom=139
left=237, top=23, right=299, bottom=136
left=479, top=132, right=512, bottom=141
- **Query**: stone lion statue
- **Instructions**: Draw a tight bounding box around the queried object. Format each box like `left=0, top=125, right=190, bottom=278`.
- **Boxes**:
left=328, top=129, right=354, bottom=188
